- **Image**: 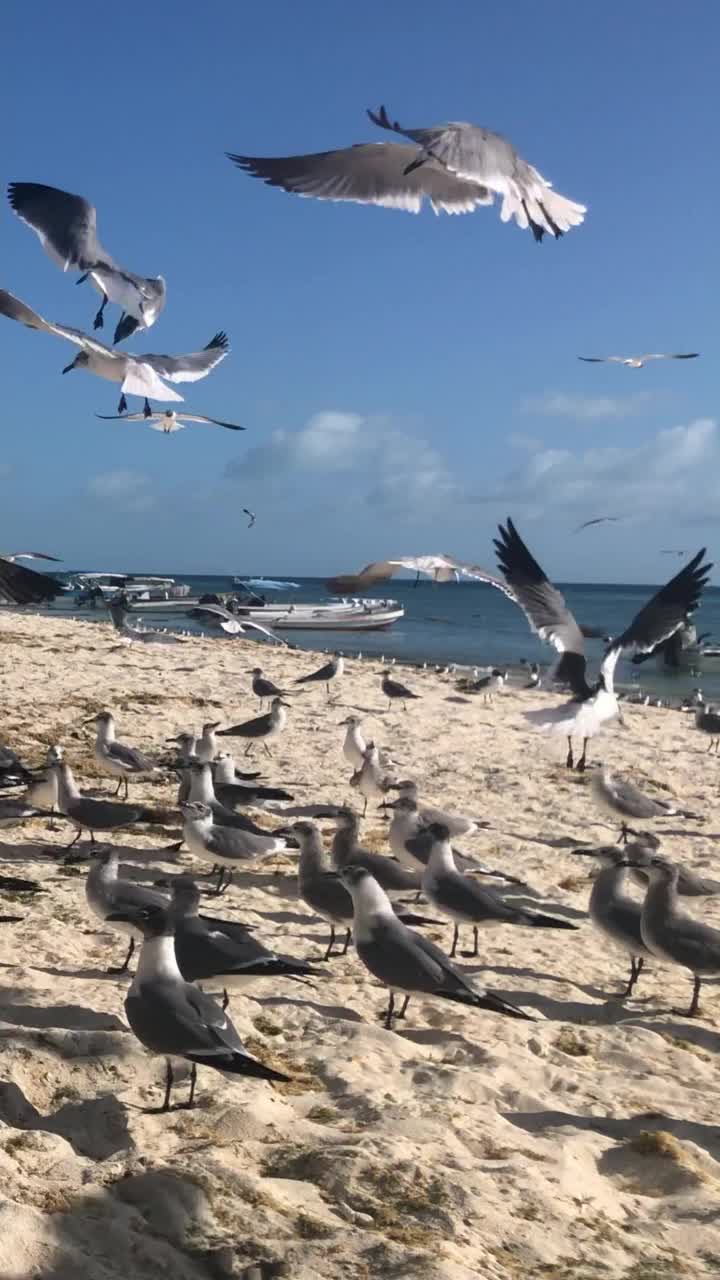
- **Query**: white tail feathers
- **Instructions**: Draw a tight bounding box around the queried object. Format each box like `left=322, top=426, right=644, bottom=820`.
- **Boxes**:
left=500, top=176, right=586, bottom=237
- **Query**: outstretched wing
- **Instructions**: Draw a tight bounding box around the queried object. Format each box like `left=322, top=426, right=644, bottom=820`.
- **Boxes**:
left=0, top=288, right=117, bottom=357
left=601, top=549, right=712, bottom=684
left=142, top=332, right=229, bottom=384
left=0, top=555, right=63, bottom=604
left=228, top=144, right=492, bottom=216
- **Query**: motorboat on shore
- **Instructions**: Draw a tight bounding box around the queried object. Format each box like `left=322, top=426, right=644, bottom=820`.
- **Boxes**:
left=231, top=597, right=404, bottom=631
left=74, top=573, right=192, bottom=604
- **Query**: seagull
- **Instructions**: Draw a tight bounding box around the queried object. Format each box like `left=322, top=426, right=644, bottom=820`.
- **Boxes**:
left=243, top=509, right=256, bottom=529
left=106, top=902, right=289, bottom=1110
left=624, top=854, right=720, bottom=1017
left=574, top=517, right=622, bottom=533
left=216, top=697, right=290, bottom=758
left=578, top=353, right=699, bottom=368
left=327, top=553, right=520, bottom=595
left=85, top=710, right=157, bottom=799
left=52, top=760, right=171, bottom=851
left=486, top=518, right=711, bottom=770
left=190, top=603, right=284, bottom=643
left=180, top=800, right=290, bottom=892
left=95, top=409, right=244, bottom=433
left=0, top=287, right=229, bottom=416
left=85, top=845, right=169, bottom=973
left=8, top=181, right=166, bottom=343
left=0, top=551, right=62, bottom=563
left=339, top=715, right=367, bottom=771
left=340, top=865, right=534, bottom=1029
left=0, top=552, right=64, bottom=605
left=107, top=600, right=185, bottom=647
left=569, top=844, right=650, bottom=998
left=381, top=670, right=420, bottom=711
left=229, top=104, right=586, bottom=241
left=661, top=550, right=689, bottom=557
left=295, top=654, right=344, bottom=699
left=331, top=808, right=421, bottom=893
left=25, top=745, right=63, bottom=829
left=695, top=706, right=720, bottom=753
left=249, top=667, right=291, bottom=708
left=591, top=767, right=702, bottom=840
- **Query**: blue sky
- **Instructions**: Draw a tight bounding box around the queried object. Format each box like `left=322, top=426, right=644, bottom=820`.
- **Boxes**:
left=2, top=1, right=718, bottom=580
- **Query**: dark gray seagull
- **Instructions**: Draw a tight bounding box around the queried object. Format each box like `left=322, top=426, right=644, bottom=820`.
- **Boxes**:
left=95, top=409, right=244, bottom=434
left=382, top=670, right=420, bottom=711
left=0, top=288, right=228, bottom=417
left=0, top=551, right=64, bottom=605
left=216, top=696, right=290, bottom=758
left=8, top=181, right=166, bottom=344
left=591, top=766, right=702, bottom=841
left=229, top=104, right=586, bottom=241
left=295, top=654, right=344, bottom=699
left=485, top=519, right=711, bottom=770
left=107, top=903, right=289, bottom=1110
left=243, top=508, right=256, bottom=528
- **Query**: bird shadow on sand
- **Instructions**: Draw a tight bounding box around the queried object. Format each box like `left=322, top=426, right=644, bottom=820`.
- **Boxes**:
left=0, top=1079, right=132, bottom=1160
left=0, top=988, right=126, bottom=1033
left=253, top=994, right=364, bottom=1023
left=476, top=984, right=662, bottom=1026
left=503, top=1106, right=720, bottom=1162
left=469, top=962, right=611, bottom=1003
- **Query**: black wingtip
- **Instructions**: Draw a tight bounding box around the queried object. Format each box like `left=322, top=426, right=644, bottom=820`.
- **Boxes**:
left=113, top=313, right=140, bottom=345
left=204, top=331, right=229, bottom=352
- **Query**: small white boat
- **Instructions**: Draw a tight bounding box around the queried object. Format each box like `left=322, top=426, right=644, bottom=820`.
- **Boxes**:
left=234, top=598, right=404, bottom=631
left=75, top=573, right=191, bottom=602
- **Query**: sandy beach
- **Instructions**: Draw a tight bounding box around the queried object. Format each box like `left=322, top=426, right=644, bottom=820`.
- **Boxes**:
left=1, top=610, right=719, bottom=1280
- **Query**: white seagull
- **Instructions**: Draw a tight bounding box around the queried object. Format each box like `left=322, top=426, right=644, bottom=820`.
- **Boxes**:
left=229, top=103, right=586, bottom=241
left=578, top=353, right=699, bottom=369
left=0, top=288, right=229, bottom=416
left=8, top=181, right=166, bottom=344
left=95, top=409, right=244, bottom=434
left=327, top=553, right=514, bottom=596
left=488, top=519, right=711, bottom=771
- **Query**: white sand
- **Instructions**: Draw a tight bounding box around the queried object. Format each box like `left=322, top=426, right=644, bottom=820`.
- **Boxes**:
left=0, top=611, right=719, bottom=1279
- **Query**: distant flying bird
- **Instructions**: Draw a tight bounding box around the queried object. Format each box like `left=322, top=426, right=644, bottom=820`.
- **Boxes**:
left=8, top=182, right=166, bottom=344
left=661, top=549, right=689, bottom=557
left=574, top=517, right=622, bottom=533
left=95, top=410, right=244, bottom=434
left=578, top=353, right=699, bottom=369
left=0, top=288, right=228, bottom=416
left=243, top=509, right=256, bottom=529
left=229, top=103, right=586, bottom=241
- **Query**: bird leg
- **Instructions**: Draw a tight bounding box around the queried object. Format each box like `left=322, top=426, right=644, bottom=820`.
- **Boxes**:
left=147, top=1059, right=174, bottom=1114
left=117, top=393, right=128, bottom=414
left=341, top=927, right=352, bottom=955
left=47, top=805, right=58, bottom=832
left=461, top=925, right=480, bottom=959
left=617, top=824, right=630, bottom=846
left=565, top=738, right=574, bottom=769
left=64, top=828, right=82, bottom=852
left=382, top=991, right=396, bottom=1030
left=108, top=936, right=135, bottom=975
left=262, top=744, right=273, bottom=759
left=93, top=293, right=108, bottom=330
left=575, top=739, right=589, bottom=772
left=180, top=1062, right=198, bottom=1109
left=397, top=995, right=410, bottom=1019
left=323, top=925, right=337, bottom=961
left=622, top=954, right=643, bottom=998
left=143, top=398, right=152, bottom=419
left=243, top=743, right=255, bottom=757
left=686, top=974, right=702, bottom=1018
left=221, top=989, right=229, bottom=1011
left=449, top=923, right=460, bottom=958
left=362, top=795, right=368, bottom=817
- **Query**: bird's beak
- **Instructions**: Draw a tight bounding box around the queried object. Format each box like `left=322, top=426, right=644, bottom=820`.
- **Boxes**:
left=61, top=360, right=76, bottom=375
left=568, top=848, right=597, bottom=857
left=82, top=716, right=97, bottom=727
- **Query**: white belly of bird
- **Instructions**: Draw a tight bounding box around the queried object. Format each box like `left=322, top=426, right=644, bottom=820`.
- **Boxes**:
left=525, top=688, right=618, bottom=738
left=95, top=744, right=128, bottom=779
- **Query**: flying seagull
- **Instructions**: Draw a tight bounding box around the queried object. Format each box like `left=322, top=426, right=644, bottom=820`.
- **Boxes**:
left=0, top=553, right=64, bottom=605
left=7, top=181, right=166, bottom=344
left=95, top=410, right=244, bottom=433
left=578, top=353, right=699, bottom=368
left=189, top=603, right=284, bottom=643
left=229, top=103, right=586, bottom=241
left=485, top=519, right=711, bottom=770
left=660, top=550, right=688, bottom=557
left=243, top=509, right=256, bottom=528
left=574, top=517, right=622, bottom=533
left=0, top=288, right=228, bottom=416
left=326, top=553, right=513, bottom=597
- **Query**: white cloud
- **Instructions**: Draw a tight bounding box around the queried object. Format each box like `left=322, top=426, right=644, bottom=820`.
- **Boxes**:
left=227, top=410, right=461, bottom=514
left=521, top=390, right=657, bottom=422
left=87, top=470, right=155, bottom=512
left=471, top=418, right=720, bottom=521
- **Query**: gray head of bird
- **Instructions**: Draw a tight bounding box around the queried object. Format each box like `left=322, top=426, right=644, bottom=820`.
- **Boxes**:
left=423, top=820, right=452, bottom=845
left=61, top=351, right=90, bottom=375
left=338, top=715, right=360, bottom=728
left=88, top=845, right=118, bottom=866
left=180, top=800, right=212, bottom=821
left=333, top=807, right=358, bottom=830
left=170, top=875, right=201, bottom=907
left=339, top=863, right=372, bottom=891
left=46, top=744, right=63, bottom=764
left=286, top=818, right=321, bottom=843
left=620, top=854, right=677, bottom=883
left=107, top=902, right=171, bottom=936
left=249, top=667, right=264, bottom=676
left=270, top=697, right=291, bottom=709
left=83, top=710, right=113, bottom=728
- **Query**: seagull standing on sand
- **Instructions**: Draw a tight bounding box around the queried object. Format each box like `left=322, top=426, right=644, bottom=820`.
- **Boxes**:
left=7, top=181, right=166, bottom=343
left=569, top=844, right=650, bottom=998
left=25, top=744, right=63, bottom=828
left=350, top=743, right=396, bottom=816
left=340, top=865, right=534, bottom=1029
left=106, top=903, right=289, bottom=1111
left=578, top=353, right=699, bottom=369
left=196, top=723, right=222, bottom=765
left=52, top=761, right=170, bottom=851
left=694, top=706, right=720, bottom=753
left=230, top=104, right=586, bottom=241
left=295, top=654, right=344, bottom=699
left=331, top=809, right=421, bottom=893
left=181, top=800, right=290, bottom=892
left=421, top=823, right=577, bottom=958
left=339, top=715, right=367, bottom=771
left=624, top=855, right=720, bottom=1017
left=212, top=754, right=292, bottom=810
left=249, top=668, right=290, bottom=708
left=487, top=518, right=711, bottom=770
left=0, top=287, right=229, bottom=417
left=85, top=846, right=169, bottom=974
left=216, top=697, right=290, bottom=758
left=381, top=670, right=420, bottom=711
left=185, top=762, right=278, bottom=836
left=86, top=710, right=156, bottom=799
left=591, top=766, right=702, bottom=842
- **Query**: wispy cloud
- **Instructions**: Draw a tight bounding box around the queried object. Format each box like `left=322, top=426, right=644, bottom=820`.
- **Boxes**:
left=87, top=470, right=155, bottom=512
left=521, top=390, right=657, bottom=422
left=471, top=418, right=720, bottom=521
left=226, top=410, right=461, bottom=514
